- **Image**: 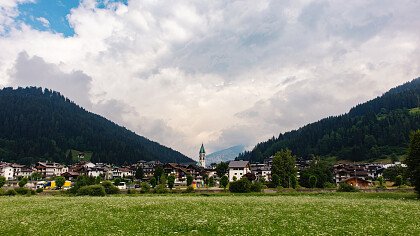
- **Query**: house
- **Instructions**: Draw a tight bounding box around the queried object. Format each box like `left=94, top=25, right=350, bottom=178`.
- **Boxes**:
left=340, top=177, right=372, bottom=188
left=113, top=167, right=131, bottom=178
left=228, top=161, right=251, bottom=182
left=61, top=171, right=80, bottom=180
left=35, top=162, right=67, bottom=178
left=19, top=167, right=35, bottom=178
left=0, top=163, right=15, bottom=180
left=250, top=163, right=271, bottom=181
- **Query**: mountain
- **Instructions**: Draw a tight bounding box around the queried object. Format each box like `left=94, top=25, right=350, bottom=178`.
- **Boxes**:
left=206, top=145, right=245, bottom=166
left=238, top=78, right=420, bottom=163
left=0, top=87, right=193, bottom=165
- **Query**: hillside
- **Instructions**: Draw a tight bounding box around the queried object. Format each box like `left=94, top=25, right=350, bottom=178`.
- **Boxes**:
left=206, top=145, right=245, bottom=166
left=0, top=87, right=193, bottom=165
left=238, top=78, right=420, bottom=163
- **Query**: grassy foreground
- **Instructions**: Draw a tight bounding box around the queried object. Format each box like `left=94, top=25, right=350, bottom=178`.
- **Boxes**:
left=0, top=192, right=419, bottom=235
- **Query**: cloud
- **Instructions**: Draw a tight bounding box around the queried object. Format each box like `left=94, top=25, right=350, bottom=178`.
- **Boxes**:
left=36, top=17, right=50, bottom=27
left=0, top=0, right=420, bottom=158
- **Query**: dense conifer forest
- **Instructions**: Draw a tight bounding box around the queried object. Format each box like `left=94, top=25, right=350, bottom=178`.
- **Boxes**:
left=0, top=87, right=192, bottom=165
left=238, top=78, right=420, bottom=163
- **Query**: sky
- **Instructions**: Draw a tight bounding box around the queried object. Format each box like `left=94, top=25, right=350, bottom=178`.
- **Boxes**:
left=0, top=0, right=419, bottom=159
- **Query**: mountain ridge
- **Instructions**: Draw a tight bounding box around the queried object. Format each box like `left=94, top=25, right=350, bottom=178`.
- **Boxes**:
left=238, top=78, right=420, bottom=163
left=0, top=86, right=193, bottom=165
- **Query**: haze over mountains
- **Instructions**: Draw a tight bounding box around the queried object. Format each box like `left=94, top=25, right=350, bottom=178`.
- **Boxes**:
left=206, top=145, right=245, bottom=166
left=0, top=87, right=193, bottom=165
left=238, top=78, right=420, bottom=163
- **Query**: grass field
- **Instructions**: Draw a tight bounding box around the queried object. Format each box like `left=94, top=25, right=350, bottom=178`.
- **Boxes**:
left=0, top=192, right=419, bottom=235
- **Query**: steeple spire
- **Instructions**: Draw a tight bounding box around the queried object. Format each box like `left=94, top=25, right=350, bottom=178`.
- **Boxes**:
left=199, top=143, right=206, bottom=154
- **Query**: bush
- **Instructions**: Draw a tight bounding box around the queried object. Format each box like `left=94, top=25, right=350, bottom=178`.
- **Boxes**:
left=0, top=176, right=6, bottom=188
left=219, top=176, right=229, bottom=189
left=5, top=189, right=17, bottom=196
left=140, top=182, right=151, bottom=194
left=77, top=185, right=106, bottom=196
left=229, top=178, right=251, bottom=193
left=15, top=187, right=33, bottom=195
left=337, top=183, right=359, bottom=192
left=127, top=189, right=137, bottom=194
left=184, top=186, right=194, bottom=193
left=154, top=184, right=167, bottom=194
left=250, top=182, right=263, bottom=192
left=18, top=178, right=28, bottom=188
left=36, top=188, right=44, bottom=193
left=0, top=188, right=5, bottom=196
left=395, top=175, right=403, bottom=186
left=324, top=182, right=337, bottom=189
left=101, top=181, right=120, bottom=194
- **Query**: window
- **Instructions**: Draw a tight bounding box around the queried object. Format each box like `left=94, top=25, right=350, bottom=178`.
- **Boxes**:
left=240, top=173, right=242, bottom=175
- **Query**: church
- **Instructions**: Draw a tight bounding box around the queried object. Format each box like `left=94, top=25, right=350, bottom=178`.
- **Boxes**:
left=198, top=143, right=206, bottom=168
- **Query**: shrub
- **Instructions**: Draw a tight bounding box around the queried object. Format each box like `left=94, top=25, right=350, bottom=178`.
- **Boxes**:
left=0, top=188, right=5, bottom=196
left=186, top=175, right=193, bottom=186
left=184, top=186, right=194, bottom=193
left=324, top=182, right=337, bottom=189
left=309, top=175, right=317, bottom=188
left=140, top=182, right=151, bottom=194
left=127, top=189, right=137, bottom=194
left=77, top=185, right=106, bottom=196
left=167, top=175, right=175, bottom=189
left=154, top=184, right=167, bottom=194
left=101, top=181, right=120, bottom=194
left=18, top=178, right=28, bottom=188
left=219, top=176, right=229, bottom=189
left=0, top=176, right=6, bottom=188
left=337, top=183, right=358, bottom=192
left=5, top=189, right=17, bottom=196
left=229, top=178, right=251, bottom=193
left=15, top=187, right=33, bottom=195
left=36, top=188, right=44, bottom=193
left=395, top=175, right=403, bottom=186
left=250, top=182, right=263, bottom=192
left=150, top=177, right=157, bottom=188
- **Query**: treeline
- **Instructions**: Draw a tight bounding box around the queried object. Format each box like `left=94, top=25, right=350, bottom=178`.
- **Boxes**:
left=0, top=87, right=192, bottom=165
left=238, top=78, right=420, bottom=163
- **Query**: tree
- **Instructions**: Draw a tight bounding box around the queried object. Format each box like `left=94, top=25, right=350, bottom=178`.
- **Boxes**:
left=229, top=178, right=251, bottom=193
left=55, top=176, right=66, bottom=189
left=271, top=174, right=280, bottom=187
left=0, top=176, right=6, bottom=188
left=167, top=175, right=175, bottom=189
left=154, top=166, right=164, bottom=181
left=378, top=176, right=385, bottom=187
left=186, top=175, right=193, bottom=186
left=135, top=167, right=144, bottom=180
left=406, top=130, right=420, bottom=195
left=216, top=162, right=229, bottom=178
left=271, top=149, right=297, bottom=188
left=18, top=177, right=28, bottom=188
left=309, top=175, right=317, bottom=188
left=299, top=157, right=334, bottom=188
left=31, top=172, right=42, bottom=181
left=220, top=175, right=229, bottom=189
left=395, top=175, right=403, bottom=186
left=208, top=176, right=215, bottom=187
left=159, top=174, right=167, bottom=185
left=150, top=177, right=157, bottom=188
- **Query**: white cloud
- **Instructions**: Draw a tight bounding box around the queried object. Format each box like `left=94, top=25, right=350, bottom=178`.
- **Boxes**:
left=0, top=0, right=419, bottom=158
left=36, top=17, right=50, bottom=27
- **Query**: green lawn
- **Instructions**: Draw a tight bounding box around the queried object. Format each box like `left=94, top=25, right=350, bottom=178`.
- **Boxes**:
left=0, top=193, right=419, bottom=235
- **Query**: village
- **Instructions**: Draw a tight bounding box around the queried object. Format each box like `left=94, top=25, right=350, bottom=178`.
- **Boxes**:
left=0, top=144, right=408, bottom=191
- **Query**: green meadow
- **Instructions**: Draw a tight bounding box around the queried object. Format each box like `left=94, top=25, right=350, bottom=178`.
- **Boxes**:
left=0, top=192, right=419, bottom=235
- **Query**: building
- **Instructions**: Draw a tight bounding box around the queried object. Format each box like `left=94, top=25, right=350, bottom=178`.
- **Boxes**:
left=35, top=162, right=68, bottom=178
left=228, top=160, right=251, bottom=182
left=198, top=143, right=206, bottom=168
left=250, top=163, right=271, bottom=181
left=340, top=177, right=372, bottom=188
left=0, top=163, right=14, bottom=180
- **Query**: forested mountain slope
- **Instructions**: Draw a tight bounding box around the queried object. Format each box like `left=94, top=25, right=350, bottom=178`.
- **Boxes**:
left=0, top=87, right=193, bottom=165
left=238, top=78, right=420, bottom=163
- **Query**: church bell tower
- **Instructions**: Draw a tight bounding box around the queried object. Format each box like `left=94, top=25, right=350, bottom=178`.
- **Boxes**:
left=199, top=143, right=206, bottom=167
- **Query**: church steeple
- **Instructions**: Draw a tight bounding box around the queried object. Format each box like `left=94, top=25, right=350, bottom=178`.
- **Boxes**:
left=199, top=143, right=206, bottom=154
left=199, top=143, right=206, bottom=167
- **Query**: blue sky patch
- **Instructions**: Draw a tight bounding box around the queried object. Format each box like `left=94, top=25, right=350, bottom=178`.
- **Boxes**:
left=15, top=0, right=128, bottom=37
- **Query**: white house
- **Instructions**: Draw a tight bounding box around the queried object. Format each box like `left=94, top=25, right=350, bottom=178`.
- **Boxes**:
left=228, top=161, right=251, bottom=182
left=0, top=164, right=15, bottom=180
